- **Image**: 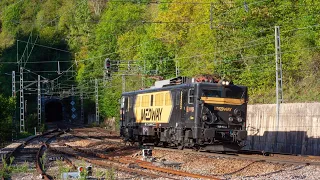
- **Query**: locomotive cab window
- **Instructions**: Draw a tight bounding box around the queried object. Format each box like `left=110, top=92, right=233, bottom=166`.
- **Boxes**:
left=155, top=93, right=164, bottom=106
left=136, top=96, right=141, bottom=107
left=142, top=95, right=150, bottom=107
left=165, top=92, right=171, bottom=106
left=202, top=89, right=221, bottom=97
left=175, top=92, right=180, bottom=105
left=225, top=86, right=244, bottom=99
left=121, top=97, right=125, bottom=108
left=188, top=89, right=194, bottom=104
left=129, top=97, right=133, bottom=109
left=150, top=95, right=154, bottom=106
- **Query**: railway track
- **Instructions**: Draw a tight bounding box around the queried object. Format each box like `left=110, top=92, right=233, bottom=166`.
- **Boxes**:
left=152, top=147, right=320, bottom=166
left=69, top=128, right=320, bottom=167
left=49, top=145, right=175, bottom=179
left=0, top=128, right=71, bottom=180
left=60, top=128, right=320, bottom=179
left=56, top=131, right=220, bottom=179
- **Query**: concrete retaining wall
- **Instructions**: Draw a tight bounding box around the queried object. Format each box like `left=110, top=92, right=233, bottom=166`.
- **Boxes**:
left=245, top=103, right=320, bottom=155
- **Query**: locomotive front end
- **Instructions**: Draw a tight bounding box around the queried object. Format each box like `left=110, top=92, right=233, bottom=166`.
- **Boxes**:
left=197, top=81, right=248, bottom=149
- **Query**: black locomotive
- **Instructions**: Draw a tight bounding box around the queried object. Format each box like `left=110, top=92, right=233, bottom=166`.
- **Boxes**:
left=120, top=76, right=248, bottom=151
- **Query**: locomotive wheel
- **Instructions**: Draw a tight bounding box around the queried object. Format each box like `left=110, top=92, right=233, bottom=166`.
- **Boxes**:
left=177, top=144, right=184, bottom=150
left=192, top=146, right=200, bottom=151
left=162, top=142, right=168, bottom=147
left=154, top=139, right=159, bottom=146
left=129, top=141, right=136, bottom=146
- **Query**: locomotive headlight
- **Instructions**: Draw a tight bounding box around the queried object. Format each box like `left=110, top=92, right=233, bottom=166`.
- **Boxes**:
left=234, top=108, right=241, bottom=116
left=222, top=81, right=226, bottom=85
left=237, top=117, right=243, bottom=122
left=226, top=81, right=230, bottom=85
left=228, top=117, right=234, bottom=122
left=202, top=115, right=208, bottom=121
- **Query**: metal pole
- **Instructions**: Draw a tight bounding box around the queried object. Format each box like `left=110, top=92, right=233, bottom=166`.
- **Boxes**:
left=12, top=71, right=16, bottom=141
left=20, top=67, right=25, bottom=132
left=275, top=26, right=283, bottom=130
left=80, top=90, right=84, bottom=124
left=71, top=85, right=76, bottom=123
left=175, top=61, right=178, bottom=77
left=37, top=75, right=41, bottom=126
left=58, top=61, right=61, bottom=74
left=12, top=71, right=16, bottom=97
left=95, top=79, right=99, bottom=124
left=17, top=40, right=19, bottom=63
left=122, top=75, right=125, bottom=92
left=274, top=26, right=283, bottom=152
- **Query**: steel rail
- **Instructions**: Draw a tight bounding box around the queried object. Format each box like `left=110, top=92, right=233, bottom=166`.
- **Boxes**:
left=49, top=146, right=168, bottom=179
left=64, top=143, right=219, bottom=180
left=36, top=131, right=65, bottom=180
left=154, top=147, right=320, bottom=166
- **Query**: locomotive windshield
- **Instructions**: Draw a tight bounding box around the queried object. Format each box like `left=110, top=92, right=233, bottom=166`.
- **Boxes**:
left=202, top=89, right=222, bottom=97
left=225, top=86, right=245, bottom=99
left=201, top=86, right=246, bottom=99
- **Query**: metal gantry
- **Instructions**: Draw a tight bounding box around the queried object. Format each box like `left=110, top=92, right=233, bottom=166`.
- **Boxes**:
left=12, top=71, right=16, bottom=97
left=122, top=75, right=126, bottom=92
left=71, top=86, right=77, bottom=122
left=20, top=67, right=25, bottom=132
left=275, top=26, right=283, bottom=130
left=95, top=79, right=99, bottom=124
left=37, top=75, right=41, bottom=126
left=80, top=90, right=84, bottom=124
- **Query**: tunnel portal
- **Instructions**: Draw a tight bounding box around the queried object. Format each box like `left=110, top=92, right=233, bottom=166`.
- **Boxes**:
left=45, top=101, right=63, bottom=122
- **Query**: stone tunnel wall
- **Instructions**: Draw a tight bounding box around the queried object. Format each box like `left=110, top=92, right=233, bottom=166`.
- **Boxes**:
left=245, top=103, right=320, bottom=155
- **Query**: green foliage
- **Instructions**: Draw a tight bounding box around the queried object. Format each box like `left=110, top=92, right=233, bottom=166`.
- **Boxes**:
left=56, top=160, right=71, bottom=177
left=1, top=157, right=31, bottom=178
left=40, top=124, right=47, bottom=133
left=1, top=2, right=21, bottom=35
left=105, top=167, right=116, bottom=180
left=26, top=113, right=38, bottom=133
left=17, top=132, right=33, bottom=140
left=95, top=169, right=104, bottom=179
left=0, top=156, right=14, bottom=178
left=0, top=95, right=14, bottom=144
left=12, top=161, right=30, bottom=173
left=40, top=152, right=47, bottom=172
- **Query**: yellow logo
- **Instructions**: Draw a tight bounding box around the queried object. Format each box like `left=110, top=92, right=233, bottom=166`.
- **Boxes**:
left=134, top=91, right=173, bottom=123
left=141, top=108, right=163, bottom=121
left=214, top=107, right=232, bottom=111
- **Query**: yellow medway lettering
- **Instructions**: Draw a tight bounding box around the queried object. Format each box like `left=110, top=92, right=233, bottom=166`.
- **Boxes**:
left=141, top=108, right=163, bottom=121
left=214, top=107, right=232, bottom=112
left=201, top=97, right=245, bottom=105
left=134, top=91, right=172, bottom=124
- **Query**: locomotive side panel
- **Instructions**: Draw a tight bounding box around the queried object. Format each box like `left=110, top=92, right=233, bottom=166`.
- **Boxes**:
left=134, top=91, right=173, bottom=124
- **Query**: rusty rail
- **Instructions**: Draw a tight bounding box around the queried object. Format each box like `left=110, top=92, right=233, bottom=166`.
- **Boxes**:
left=65, top=144, right=219, bottom=180
left=154, top=147, right=320, bottom=166
left=36, top=131, right=64, bottom=180
left=0, top=129, right=60, bottom=180
left=49, top=146, right=167, bottom=179
left=120, top=157, right=219, bottom=180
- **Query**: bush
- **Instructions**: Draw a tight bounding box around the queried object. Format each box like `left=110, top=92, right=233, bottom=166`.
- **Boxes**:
left=17, top=131, right=33, bottom=139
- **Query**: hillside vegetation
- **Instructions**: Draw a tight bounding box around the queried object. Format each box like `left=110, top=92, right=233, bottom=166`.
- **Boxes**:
left=0, top=0, right=320, bottom=133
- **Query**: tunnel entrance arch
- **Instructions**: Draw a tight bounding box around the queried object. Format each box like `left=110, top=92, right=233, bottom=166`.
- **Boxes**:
left=44, top=99, right=63, bottom=122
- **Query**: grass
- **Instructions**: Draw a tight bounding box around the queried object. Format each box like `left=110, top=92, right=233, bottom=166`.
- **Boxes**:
left=40, top=152, right=47, bottom=172
left=105, top=167, right=116, bottom=180
left=1, top=156, right=32, bottom=179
